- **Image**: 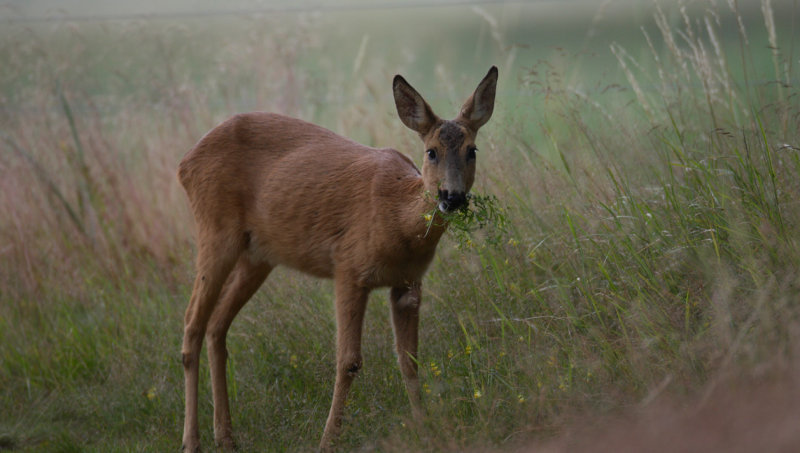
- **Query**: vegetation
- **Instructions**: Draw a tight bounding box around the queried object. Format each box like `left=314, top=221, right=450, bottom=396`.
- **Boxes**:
left=1, top=1, right=798, bottom=451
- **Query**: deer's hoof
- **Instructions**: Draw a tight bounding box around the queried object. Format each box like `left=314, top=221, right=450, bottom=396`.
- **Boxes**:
left=215, top=436, right=237, bottom=451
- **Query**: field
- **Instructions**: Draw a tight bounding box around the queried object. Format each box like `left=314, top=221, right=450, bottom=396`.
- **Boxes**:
left=1, top=0, right=799, bottom=451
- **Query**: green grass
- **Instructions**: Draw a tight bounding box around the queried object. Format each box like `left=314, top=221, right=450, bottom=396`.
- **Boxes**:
left=1, top=1, right=799, bottom=451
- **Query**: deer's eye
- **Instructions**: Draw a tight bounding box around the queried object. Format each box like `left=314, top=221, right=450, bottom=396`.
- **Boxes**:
left=426, top=149, right=437, bottom=161
left=466, top=146, right=477, bottom=161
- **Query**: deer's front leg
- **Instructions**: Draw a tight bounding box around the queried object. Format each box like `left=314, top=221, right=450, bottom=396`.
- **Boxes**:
left=320, top=277, right=370, bottom=450
left=390, top=283, right=423, bottom=420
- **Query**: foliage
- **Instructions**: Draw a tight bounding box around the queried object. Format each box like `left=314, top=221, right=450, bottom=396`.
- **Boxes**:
left=425, top=192, right=511, bottom=249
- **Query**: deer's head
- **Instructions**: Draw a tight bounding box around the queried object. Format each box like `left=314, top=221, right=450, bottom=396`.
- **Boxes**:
left=393, top=66, right=498, bottom=213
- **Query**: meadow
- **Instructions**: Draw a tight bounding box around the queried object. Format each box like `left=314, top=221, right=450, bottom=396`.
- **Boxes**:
left=1, top=1, right=799, bottom=451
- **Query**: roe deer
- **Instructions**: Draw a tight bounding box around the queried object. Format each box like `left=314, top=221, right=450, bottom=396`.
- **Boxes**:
left=177, top=66, right=498, bottom=451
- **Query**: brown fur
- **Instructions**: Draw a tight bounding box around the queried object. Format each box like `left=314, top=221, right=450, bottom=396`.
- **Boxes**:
left=177, top=67, right=498, bottom=451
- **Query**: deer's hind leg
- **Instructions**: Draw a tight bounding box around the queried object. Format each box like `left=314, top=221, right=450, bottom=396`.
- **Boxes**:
left=182, top=231, right=246, bottom=452
left=206, top=255, right=272, bottom=450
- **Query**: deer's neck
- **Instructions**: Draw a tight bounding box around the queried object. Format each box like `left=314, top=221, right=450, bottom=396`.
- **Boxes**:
left=401, top=181, right=448, bottom=254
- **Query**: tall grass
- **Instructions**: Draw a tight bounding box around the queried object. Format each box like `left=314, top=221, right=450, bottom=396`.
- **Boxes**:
left=1, top=1, right=798, bottom=451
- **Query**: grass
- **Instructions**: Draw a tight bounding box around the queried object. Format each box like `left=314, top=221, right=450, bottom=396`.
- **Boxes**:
left=1, top=0, right=799, bottom=451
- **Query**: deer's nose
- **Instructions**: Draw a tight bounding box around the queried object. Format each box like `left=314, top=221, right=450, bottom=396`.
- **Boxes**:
left=437, top=189, right=467, bottom=213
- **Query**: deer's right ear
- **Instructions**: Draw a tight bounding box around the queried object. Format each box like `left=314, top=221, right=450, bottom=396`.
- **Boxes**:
left=393, top=75, right=438, bottom=136
left=457, top=66, right=498, bottom=132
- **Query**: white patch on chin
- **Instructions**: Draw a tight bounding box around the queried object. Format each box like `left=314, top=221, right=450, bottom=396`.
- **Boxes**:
left=438, top=201, right=449, bottom=213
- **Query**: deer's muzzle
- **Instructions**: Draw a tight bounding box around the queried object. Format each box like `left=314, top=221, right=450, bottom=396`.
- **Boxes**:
left=437, top=189, right=467, bottom=213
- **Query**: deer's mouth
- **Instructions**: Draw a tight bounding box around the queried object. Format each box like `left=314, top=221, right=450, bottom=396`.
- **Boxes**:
left=437, top=190, right=468, bottom=213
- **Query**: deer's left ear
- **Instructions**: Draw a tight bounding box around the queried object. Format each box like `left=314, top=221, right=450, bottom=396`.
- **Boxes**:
left=457, top=66, right=498, bottom=131
left=393, top=74, right=439, bottom=136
